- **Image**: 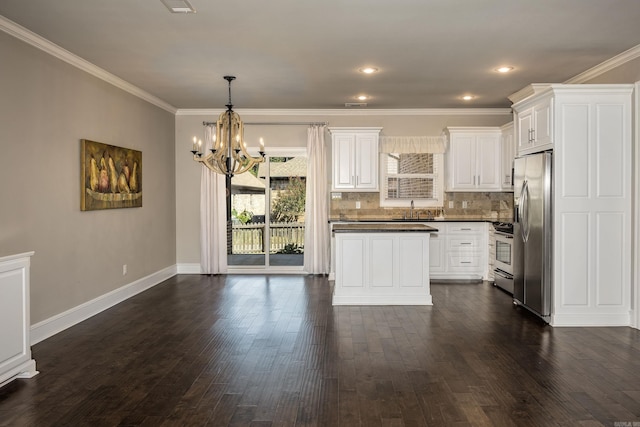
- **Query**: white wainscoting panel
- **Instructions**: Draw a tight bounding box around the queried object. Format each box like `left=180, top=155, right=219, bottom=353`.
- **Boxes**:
left=596, top=212, right=625, bottom=306
left=370, top=236, right=394, bottom=288
left=560, top=104, right=589, bottom=198
left=559, top=212, right=589, bottom=307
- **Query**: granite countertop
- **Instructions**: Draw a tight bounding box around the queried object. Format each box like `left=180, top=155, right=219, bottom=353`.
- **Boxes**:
left=329, top=218, right=505, bottom=223
left=332, top=223, right=439, bottom=233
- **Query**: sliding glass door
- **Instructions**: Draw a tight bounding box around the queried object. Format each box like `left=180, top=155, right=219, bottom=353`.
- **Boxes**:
left=228, top=151, right=306, bottom=270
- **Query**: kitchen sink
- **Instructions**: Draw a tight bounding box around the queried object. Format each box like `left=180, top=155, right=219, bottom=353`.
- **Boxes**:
left=391, top=217, right=445, bottom=222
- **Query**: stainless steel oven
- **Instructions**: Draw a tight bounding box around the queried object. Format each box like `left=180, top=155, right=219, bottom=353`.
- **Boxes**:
left=494, top=228, right=514, bottom=294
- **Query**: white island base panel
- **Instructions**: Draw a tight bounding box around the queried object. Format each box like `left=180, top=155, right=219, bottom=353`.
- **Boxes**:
left=333, top=231, right=433, bottom=306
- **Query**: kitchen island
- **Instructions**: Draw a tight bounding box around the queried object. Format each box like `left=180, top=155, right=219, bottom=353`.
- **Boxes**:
left=332, top=223, right=438, bottom=305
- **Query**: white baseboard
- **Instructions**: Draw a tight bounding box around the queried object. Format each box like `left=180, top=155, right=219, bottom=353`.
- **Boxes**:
left=179, top=263, right=308, bottom=275
left=332, top=294, right=433, bottom=306
left=551, top=311, right=631, bottom=327
left=30, top=265, right=177, bottom=345
left=177, top=263, right=201, bottom=274
left=0, top=359, right=38, bottom=389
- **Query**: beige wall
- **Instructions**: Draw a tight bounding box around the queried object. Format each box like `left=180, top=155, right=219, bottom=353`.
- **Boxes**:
left=580, top=56, right=640, bottom=84
left=0, top=31, right=176, bottom=324
left=176, top=112, right=511, bottom=264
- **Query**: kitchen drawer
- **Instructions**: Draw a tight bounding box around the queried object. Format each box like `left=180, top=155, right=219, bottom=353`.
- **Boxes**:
left=447, top=223, right=484, bottom=234
left=447, top=236, right=482, bottom=250
left=447, top=254, right=483, bottom=270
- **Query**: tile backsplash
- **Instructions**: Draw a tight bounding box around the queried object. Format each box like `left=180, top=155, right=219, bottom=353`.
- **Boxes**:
left=330, top=191, right=514, bottom=221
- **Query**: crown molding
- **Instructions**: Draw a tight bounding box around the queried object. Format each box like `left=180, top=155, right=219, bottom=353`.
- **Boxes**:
left=176, top=108, right=513, bottom=117
left=564, top=43, right=640, bottom=84
left=0, top=15, right=177, bottom=114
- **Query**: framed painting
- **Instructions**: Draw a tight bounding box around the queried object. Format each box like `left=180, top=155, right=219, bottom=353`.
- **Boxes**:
left=80, top=139, right=142, bottom=211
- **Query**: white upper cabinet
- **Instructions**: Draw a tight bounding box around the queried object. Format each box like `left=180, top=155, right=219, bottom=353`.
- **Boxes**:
left=514, top=89, right=553, bottom=155
left=330, top=127, right=381, bottom=191
left=500, top=122, right=515, bottom=191
left=445, top=127, right=501, bottom=191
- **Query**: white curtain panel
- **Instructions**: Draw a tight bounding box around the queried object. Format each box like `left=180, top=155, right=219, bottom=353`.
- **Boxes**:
left=379, top=136, right=446, bottom=154
left=303, top=125, right=330, bottom=274
left=200, top=125, right=228, bottom=274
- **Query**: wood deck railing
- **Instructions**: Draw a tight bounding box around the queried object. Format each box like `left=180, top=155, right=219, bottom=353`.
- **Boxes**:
left=232, top=222, right=304, bottom=253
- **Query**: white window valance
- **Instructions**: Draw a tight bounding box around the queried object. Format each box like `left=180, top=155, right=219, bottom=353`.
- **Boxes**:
left=379, top=136, right=447, bottom=154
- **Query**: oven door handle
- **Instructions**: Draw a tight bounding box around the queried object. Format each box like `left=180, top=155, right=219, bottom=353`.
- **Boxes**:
left=495, top=232, right=513, bottom=239
left=494, top=269, right=513, bottom=279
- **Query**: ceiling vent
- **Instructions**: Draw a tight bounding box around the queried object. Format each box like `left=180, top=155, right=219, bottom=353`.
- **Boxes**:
left=161, top=0, right=196, bottom=13
left=344, top=102, right=368, bottom=108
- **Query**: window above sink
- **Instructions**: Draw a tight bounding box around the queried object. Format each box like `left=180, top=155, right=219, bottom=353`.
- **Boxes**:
left=379, top=151, right=444, bottom=208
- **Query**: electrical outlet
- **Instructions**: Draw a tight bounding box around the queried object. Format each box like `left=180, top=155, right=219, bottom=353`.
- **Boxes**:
left=355, top=201, right=361, bottom=209
left=448, top=201, right=454, bottom=209
left=462, top=201, right=468, bottom=209
left=122, top=264, right=127, bottom=275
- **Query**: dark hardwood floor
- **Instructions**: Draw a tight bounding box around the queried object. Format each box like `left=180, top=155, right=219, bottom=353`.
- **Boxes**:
left=1, top=275, right=639, bottom=426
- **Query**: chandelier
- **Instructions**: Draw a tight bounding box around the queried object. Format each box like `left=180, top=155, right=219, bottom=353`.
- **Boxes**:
left=191, top=76, right=265, bottom=177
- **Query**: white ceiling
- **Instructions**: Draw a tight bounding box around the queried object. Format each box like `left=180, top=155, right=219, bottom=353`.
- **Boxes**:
left=1, top=0, right=640, bottom=110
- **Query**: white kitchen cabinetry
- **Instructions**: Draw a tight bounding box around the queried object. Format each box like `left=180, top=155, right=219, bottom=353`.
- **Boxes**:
left=330, top=127, right=382, bottom=191
left=514, top=89, right=552, bottom=155
left=0, top=252, right=38, bottom=388
left=430, top=222, right=488, bottom=280
left=511, top=84, right=633, bottom=326
left=333, top=231, right=432, bottom=305
left=500, top=122, right=514, bottom=191
left=445, top=127, right=501, bottom=191
left=428, top=230, right=446, bottom=274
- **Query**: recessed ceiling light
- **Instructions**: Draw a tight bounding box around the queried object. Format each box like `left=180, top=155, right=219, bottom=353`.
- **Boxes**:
left=357, top=95, right=369, bottom=101
left=462, top=95, right=474, bottom=101
left=496, top=66, right=514, bottom=73
left=161, top=0, right=196, bottom=13
left=359, top=67, right=378, bottom=74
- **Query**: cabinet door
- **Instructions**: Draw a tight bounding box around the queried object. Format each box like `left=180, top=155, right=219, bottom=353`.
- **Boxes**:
left=517, top=109, right=533, bottom=154
left=532, top=99, right=552, bottom=148
left=501, top=123, right=514, bottom=190
left=476, top=134, right=501, bottom=189
left=449, top=134, right=476, bottom=190
left=355, top=133, right=378, bottom=190
left=332, top=134, right=355, bottom=190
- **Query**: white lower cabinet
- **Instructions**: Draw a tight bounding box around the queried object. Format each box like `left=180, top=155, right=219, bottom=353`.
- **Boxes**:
left=429, top=222, right=488, bottom=280
left=333, top=232, right=433, bottom=305
left=0, top=252, right=38, bottom=388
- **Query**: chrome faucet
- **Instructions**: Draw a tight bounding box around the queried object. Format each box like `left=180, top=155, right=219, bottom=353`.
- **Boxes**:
left=410, top=200, right=414, bottom=219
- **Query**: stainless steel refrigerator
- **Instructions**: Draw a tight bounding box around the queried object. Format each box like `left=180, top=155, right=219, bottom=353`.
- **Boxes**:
left=513, top=151, right=552, bottom=322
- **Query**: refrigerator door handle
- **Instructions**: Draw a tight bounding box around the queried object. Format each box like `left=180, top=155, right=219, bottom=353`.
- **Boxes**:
left=522, top=180, right=530, bottom=242
left=517, top=180, right=526, bottom=240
